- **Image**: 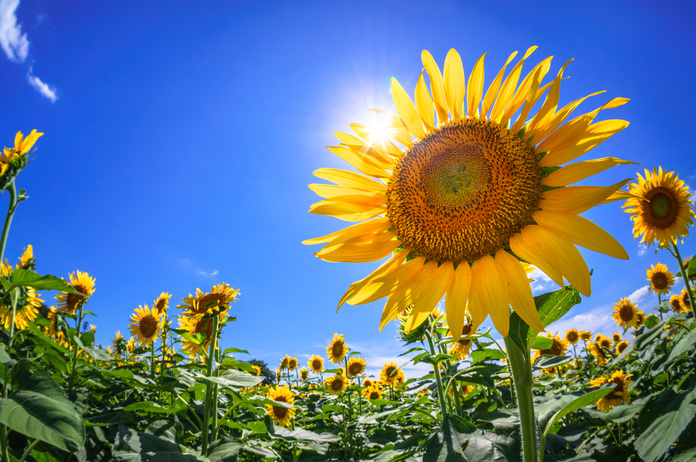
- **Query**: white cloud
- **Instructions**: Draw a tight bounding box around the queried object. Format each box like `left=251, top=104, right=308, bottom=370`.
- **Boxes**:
left=0, top=0, right=28, bottom=62
left=637, top=243, right=649, bottom=257
left=27, top=72, right=57, bottom=102
left=546, top=305, right=615, bottom=338
left=529, top=267, right=554, bottom=294
left=198, top=269, right=219, bottom=277
left=628, top=285, right=651, bottom=305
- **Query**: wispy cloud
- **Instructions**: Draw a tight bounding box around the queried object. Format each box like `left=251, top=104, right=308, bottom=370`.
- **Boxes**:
left=27, top=71, right=57, bottom=102
left=0, top=0, right=28, bottom=62
left=529, top=267, right=554, bottom=294
left=546, top=305, right=615, bottom=338
left=179, top=258, right=219, bottom=278
left=628, top=285, right=651, bottom=305
left=637, top=243, right=649, bottom=257
left=1, top=0, right=57, bottom=101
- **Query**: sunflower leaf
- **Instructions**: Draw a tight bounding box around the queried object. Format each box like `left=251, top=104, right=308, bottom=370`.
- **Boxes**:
left=5, top=269, right=83, bottom=295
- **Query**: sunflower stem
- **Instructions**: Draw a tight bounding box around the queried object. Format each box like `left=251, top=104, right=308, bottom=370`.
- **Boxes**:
left=503, top=336, right=538, bottom=462
left=201, top=314, right=219, bottom=455
left=425, top=328, right=448, bottom=420
left=672, top=242, right=696, bottom=311
left=0, top=181, right=18, bottom=265
left=68, top=305, right=85, bottom=394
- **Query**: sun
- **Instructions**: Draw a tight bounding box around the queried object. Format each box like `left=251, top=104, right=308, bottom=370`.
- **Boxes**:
left=305, top=47, right=630, bottom=338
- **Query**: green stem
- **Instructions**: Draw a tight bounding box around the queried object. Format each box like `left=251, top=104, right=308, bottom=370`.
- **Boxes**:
left=504, top=336, right=538, bottom=462
left=425, top=329, right=448, bottom=420
left=0, top=289, right=19, bottom=462
left=211, top=341, right=221, bottom=443
left=672, top=243, right=696, bottom=311
left=0, top=181, right=18, bottom=264
left=201, top=315, right=219, bottom=455
left=68, top=306, right=84, bottom=393
left=17, top=438, right=39, bottom=462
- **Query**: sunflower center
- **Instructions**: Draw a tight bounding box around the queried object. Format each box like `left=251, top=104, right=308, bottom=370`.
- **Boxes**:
left=652, top=273, right=668, bottom=290
left=387, top=118, right=543, bottom=264
left=568, top=332, right=578, bottom=342
left=195, top=318, right=214, bottom=338
left=619, top=304, right=635, bottom=322
left=644, top=188, right=679, bottom=228
left=139, top=316, right=157, bottom=338
left=332, top=344, right=343, bottom=357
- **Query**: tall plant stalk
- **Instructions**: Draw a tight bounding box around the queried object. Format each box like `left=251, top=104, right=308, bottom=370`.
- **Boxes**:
left=201, top=315, right=219, bottom=454
left=504, top=336, right=538, bottom=462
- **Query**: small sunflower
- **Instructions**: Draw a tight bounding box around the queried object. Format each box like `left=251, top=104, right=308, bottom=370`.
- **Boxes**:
left=0, top=286, right=42, bottom=330
left=112, top=331, right=127, bottom=356
left=265, top=385, right=296, bottom=426
left=635, top=310, right=646, bottom=327
left=615, top=340, right=630, bottom=355
left=1, top=130, right=43, bottom=185
left=177, top=283, right=239, bottom=318
left=598, top=336, right=612, bottom=350
left=587, top=342, right=607, bottom=366
left=580, top=330, right=592, bottom=341
left=55, top=271, right=95, bottom=315
left=299, top=366, right=309, bottom=381
left=129, top=305, right=163, bottom=346
left=325, top=374, right=349, bottom=394
left=645, top=263, right=675, bottom=295
left=622, top=167, right=695, bottom=246
left=153, top=292, right=172, bottom=316
left=590, top=370, right=632, bottom=411
left=308, top=355, right=324, bottom=373
left=347, top=356, right=367, bottom=377
left=251, top=365, right=262, bottom=376
left=305, top=48, right=631, bottom=339
left=679, top=288, right=692, bottom=312
left=448, top=336, right=473, bottom=360
left=612, top=332, right=622, bottom=343
left=681, top=256, right=696, bottom=281
left=380, top=362, right=405, bottom=386
left=287, top=356, right=298, bottom=371
left=279, top=355, right=290, bottom=370
left=362, top=378, right=374, bottom=388
left=326, top=333, right=349, bottom=364
left=533, top=332, right=569, bottom=361
left=612, top=297, right=639, bottom=328
left=17, top=245, right=34, bottom=270
left=362, top=385, right=383, bottom=400
left=565, top=329, right=580, bottom=345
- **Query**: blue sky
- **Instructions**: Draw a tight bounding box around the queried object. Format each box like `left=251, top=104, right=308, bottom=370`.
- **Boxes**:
left=1, top=0, right=694, bottom=377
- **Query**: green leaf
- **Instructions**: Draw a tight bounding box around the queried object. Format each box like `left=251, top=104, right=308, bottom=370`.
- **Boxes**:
left=5, top=269, right=83, bottom=294
left=200, top=369, right=264, bottom=389
left=644, top=314, right=660, bottom=329
left=269, top=426, right=339, bottom=443
left=533, top=355, right=573, bottom=370
left=529, top=336, right=553, bottom=350
left=0, top=362, right=85, bottom=452
left=537, top=388, right=613, bottom=439
left=112, top=425, right=201, bottom=461
left=123, top=401, right=188, bottom=414
left=686, top=256, right=696, bottom=278
left=424, top=414, right=475, bottom=461
left=470, top=349, right=506, bottom=365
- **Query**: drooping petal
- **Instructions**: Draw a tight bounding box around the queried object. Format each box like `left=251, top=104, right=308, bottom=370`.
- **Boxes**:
left=379, top=261, right=435, bottom=330
left=338, top=251, right=408, bottom=309
left=510, top=228, right=564, bottom=287
left=405, top=262, right=454, bottom=331
left=444, top=49, right=465, bottom=120
left=466, top=53, right=486, bottom=117
left=469, top=255, right=510, bottom=337
left=540, top=179, right=630, bottom=214
left=446, top=262, right=473, bottom=340
left=530, top=227, right=592, bottom=296
left=534, top=211, right=629, bottom=260
left=495, top=249, right=545, bottom=332
left=347, top=256, right=426, bottom=306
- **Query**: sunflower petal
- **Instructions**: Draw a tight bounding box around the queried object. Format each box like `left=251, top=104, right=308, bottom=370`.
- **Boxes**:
left=302, top=217, right=391, bottom=246
left=380, top=262, right=433, bottom=330
left=505, top=56, right=553, bottom=129
left=541, top=179, right=631, bottom=214
left=338, top=251, right=408, bottom=309
left=490, top=46, right=537, bottom=124
left=495, top=249, right=545, bottom=332
left=347, top=256, right=426, bottom=306
left=308, top=184, right=385, bottom=200
left=422, top=50, right=449, bottom=124
left=415, top=72, right=435, bottom=132
left=534, top=211, right=629, bottom=260
left=405, top=262, right=454, bottom=331
left=531, top=226, right=592, bottom=296
left=542, top=157, right=639, bottom=187
left=481, top=51, right=518, bottom=118
left=525, top=60, right=572, bottom=136
left=371, top=109, right=413, bottom=148
left=509, top=228, right=564, bottom=287
left=446, top=262, right=473, bottom=341
left=309, top=197, right=385, bottom=222
left=539, top=119, right=630, bottom=167
left=313, top=168, right=386, bottom=191
left=315, top=234, right=401, bottom=263
left=466, top=53, right=486, bottom=117
left=327, top=146, right=390, bottom=178
left=391, top=78, right=426, bottom=139
left=444, top=49, right=465, bottom=120
left=469, top=255, right=510, bottom=337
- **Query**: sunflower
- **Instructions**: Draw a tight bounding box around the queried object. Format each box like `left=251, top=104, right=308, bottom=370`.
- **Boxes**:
left=580, top=330, right=592, bottom=341
left=565, top=328, right=580, bottom=345
left=326, top=333, right=349, bottom=364
left=448, top=336, right=474, bottom=360
left=299, top=366, right=309, bottom=381
left=362, top=385, right=383, bottom=400
left=590, top=370, right=632, bottom=411
left=251, top=365, right=262, bottom=376
left=679, top=288, right=692, bottom=312
left=55, top=271, right=95, bottom=315
left=112, top=331, right=127, bottom=356
left=325, top=374, right=349, bottom=394
left=362, top=378, right=375, bottom=388
left=682, top=256, right=696, bottom=281
left=304, top=48, right=630, bottom=339
left=17, top=245, right=34, bottom=270
left=287, top=356, right=298, bottom=371
left=533, top=332, right=569, bottom=361
left=612, top=297, right=639, bottom=328
left=347, top=356, right=367, bottom=377
left=615, top=340, right=630, bottom=355
left=177, top=314, right=220, bottom=357
left=635, top=310, right=646, bottom=327
left=308, top=354, right=324, bottom=373
left=380, top=362, right=405, bottom=386
left=644, top=263, right=675, bottom=295
left=612, top=332, right=622, bottom=343
left=129, top=305, right=163, bottom=346
left=265, top=385, right=296, bottom=426
left=598, top=336, right=612, bottom=350
left=177, top=283, right=239, bottom=318
left=622, top=167, right=695, bottom=247
left=153, top=292, right=171, bottom=316
left=587, top=342, right=607, bottom=366
left=1, top=130, right=43, bottom=183
left=0, top=286, right=42, bottom=330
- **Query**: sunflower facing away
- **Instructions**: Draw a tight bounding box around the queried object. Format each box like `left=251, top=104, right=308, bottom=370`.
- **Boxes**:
left=304, top=47, right=630, bottom=338
left=347, top=356, right=367, bottom=377
left=612, top=297, right=639, bottom=329
left=622, top=167, right=695, bottom=247
left=153, top=292, right=172, bottom=316
left=55, top=270, right=96, bottom=315
left=17, top=245, right=34, bottom=270
left=326, top=333, right=349, bottom=364
left=670, top=294, right=684, bottom=313
left=590, top=370, right=632, bottom=412
left=266, top=385, right=296, bottom=426
left=129, top=305, right=163, bottom=346
left=308, top=354, right=324, bottom=373
left=646, top=263, right=675, bottom=295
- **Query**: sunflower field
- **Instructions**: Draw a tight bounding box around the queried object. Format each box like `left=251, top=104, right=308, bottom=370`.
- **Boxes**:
left=2, top=49, right=696, bottom=462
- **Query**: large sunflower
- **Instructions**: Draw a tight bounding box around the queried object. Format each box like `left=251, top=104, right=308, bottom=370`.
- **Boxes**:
left=565, top=329, right=580, bottom=345
left=305, top=48, right=630, bottom=338
left=622, top=167, right=695, bottom=246
left=129, top=305, right=163, bottom=346
left=177, top=283, right=239, bottom=318
left=347, top=356, right=367, bottom=377
left=308, top=355, right=324, bottom=373
left=326, top=333, right=349, bottom=364
left=612, top=297, right=639, bottom=328
left=266, top=385, right=296, bottom=426
left=55, top=270, right=95, bottom=315
left=646, top=263, right=675, bottom=295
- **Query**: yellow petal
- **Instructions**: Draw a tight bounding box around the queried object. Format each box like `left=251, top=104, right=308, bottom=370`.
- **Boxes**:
left=347, top=256, right=426, bottom=306
left=302, top=217, right=391, bottom=246
left=13, top=131, right=24, bottom=151
left=533, top=211, right=629, bottom=260
left=315, top=235, right=401, bottom=263
left=525, top=60, right=572, bottom=137
left=415, top=72, right=435, bottom=132
left=308, top=184, right=385, bottom=200
left=446, top=262, right=473, bottom=341
left=327, top=145, right=390, bottom=178
left=338, top=251, right=408, bottom=309
left=490, top=46, right=537, bottom=124
left=421, top=50, right=449, bottom=124
left=509, top=229, right=564, bottom=288
left=371, top=109, right=413, bottom=148
left=481, top=51, right=518, bottom=118
left=469, top=255, right=510, bottom=337
left=334, top=132, right=395, bottom=166
left=529, top=226, right=591, bottom=296
left=444, top=49, right=465, bottom=120
left=466, top=53, right=486, bottom=118
left=542, top=157, right=639, bottom=187
left=539, top=119, right=630, bottom=167
left=379, top=261, right=433, bottom=330
left=391, top=78, right=425, bottom=139
left=405, top=262, right=454, bottom=331
left=19, top=129, right=43, bottom=154
left=505, top=56, right=553, bottom=130
left=495, top=249, right=545, bottom=332
left=526, top=91, right=605, bottom=143
left=309, top=197, right=385, bottom=222
left=313, top=168, right=386, bottom=191
left=540, top=179, right=630, bottom=214
left=511, top=80, right=555, bottom=134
